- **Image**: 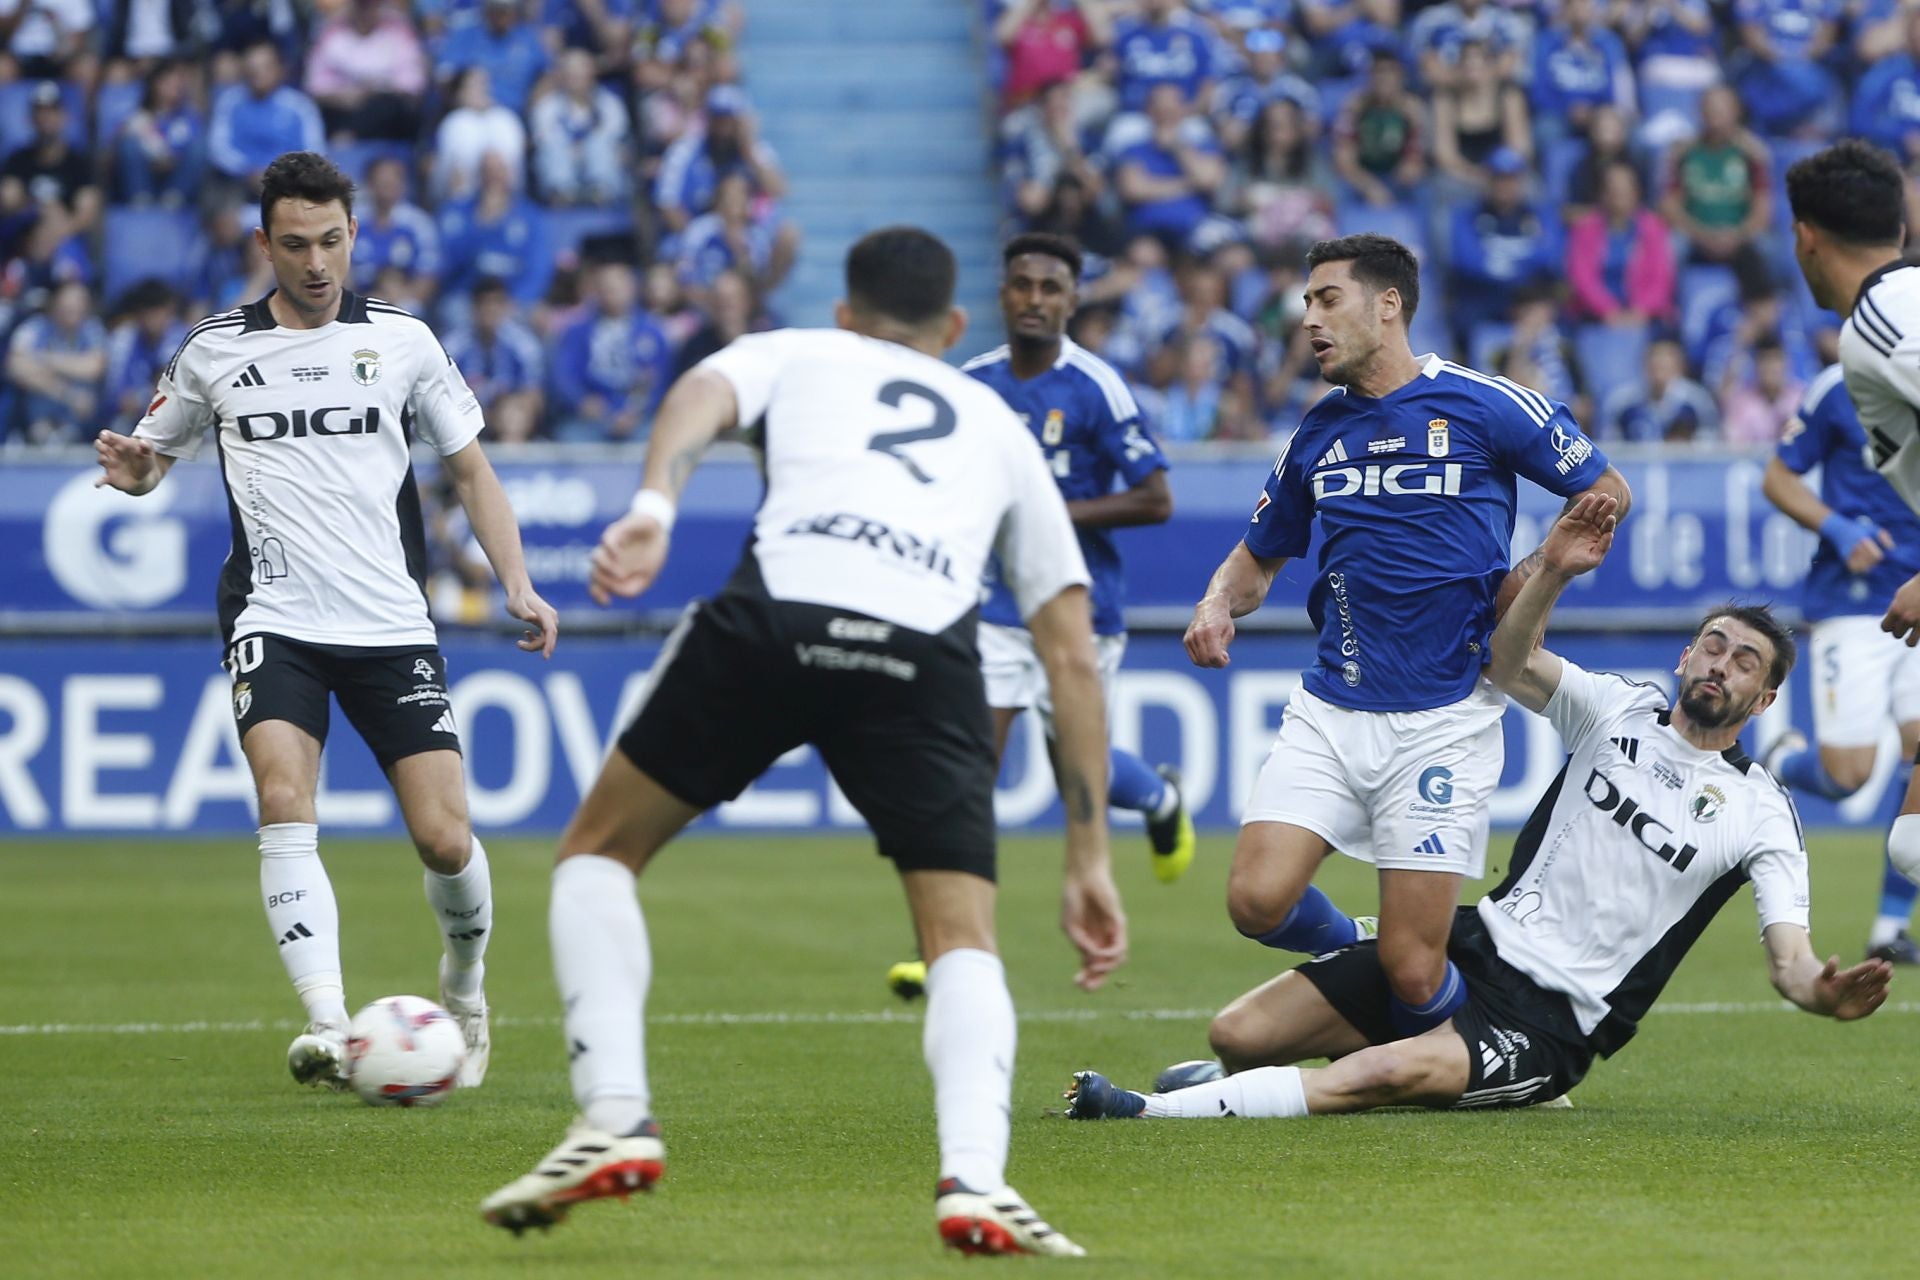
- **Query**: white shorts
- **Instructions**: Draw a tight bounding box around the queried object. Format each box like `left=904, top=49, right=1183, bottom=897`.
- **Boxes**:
left=979, top=621, right=1126, bottom=736
left=1243, top=678, right=1506, bottom=877
left=1810, top=615, right=1920, bottom=748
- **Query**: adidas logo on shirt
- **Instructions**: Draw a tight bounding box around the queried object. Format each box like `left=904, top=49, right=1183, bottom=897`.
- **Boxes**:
left=1317, top=439, right=1350, bottom=467
left=231, top=363, right=267, bottom=388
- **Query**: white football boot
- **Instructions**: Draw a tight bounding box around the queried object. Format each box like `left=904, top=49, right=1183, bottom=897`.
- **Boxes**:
left=287, top=1021, right=349, bottom=1090
left=439, top=956, right=490, bottom=1088
left=482, top=1118, right=665, bottom=1234
left=935, top=1179, right=1087, bottom=1257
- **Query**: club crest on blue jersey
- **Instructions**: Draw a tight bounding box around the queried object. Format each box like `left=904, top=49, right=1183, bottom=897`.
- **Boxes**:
left=1427, top=418, right=1449, bottom=457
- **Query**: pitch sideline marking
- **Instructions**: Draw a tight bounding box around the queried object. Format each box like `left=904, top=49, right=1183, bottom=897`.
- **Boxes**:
left=2, top=1001, right=1915, bottom=1037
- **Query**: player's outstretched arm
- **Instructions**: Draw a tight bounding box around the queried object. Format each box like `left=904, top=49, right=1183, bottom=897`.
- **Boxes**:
left=1761, top=456, right=1891, bottom=574
left=1764, top=923, right=1892, bottom=1020
left=1489, top=492, right=1617, bottom=713
left=1065, top=469, right=1173, bottom=530
left=1184, top=541, right=1285, bottom=668
left=443, top=441, right=560, bottom=657
left=1029, top=584, right=1127, bottom=991
left=93, top=430, right=174, bottom=496
left=589, top=368, right=739, bottom=606
left=1496, top=465, right=1631, bottom=617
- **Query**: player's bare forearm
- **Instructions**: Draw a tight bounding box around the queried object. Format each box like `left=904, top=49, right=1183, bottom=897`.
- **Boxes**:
left=1065, top=470, right=1172, bottom=529
left=445, top=443, right=534, bottom=594
left=1760, top=456, right=1832, bottom=532
left=1497, top=466, right=1630, bottom=617
left=1028, top=586, right=1110, bottom=859
left=1765, top=924, right=1893, bottom=1019
left=1208, top=541, right=1281, bottom=620
left=639, top=368, right=739, bottom=499
left=1492, top=493, right=1617, bottom=710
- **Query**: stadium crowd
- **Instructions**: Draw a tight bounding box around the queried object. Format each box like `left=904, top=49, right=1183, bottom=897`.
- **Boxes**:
left=0, top=0, right=795, bottom=446
left=989, top=0, right=1920, bottom=443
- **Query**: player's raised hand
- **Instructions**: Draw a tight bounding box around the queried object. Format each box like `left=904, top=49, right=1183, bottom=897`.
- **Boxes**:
left=588, top=511, right=670, bottom=605
left=1881, top=571, right=1920, bottom=645
left=1185, top=599, right=1236, bottom=668
left=506, top=585, right=560, bottom=658
left=1061, top=865, right=1128, bottom=992
left=94, top=430, right=160, bottom=494
left=1542, top=491, right=1617, bottom=578
left=1845, top=527, right=1894, bottom=575
left=1814, top=953, right=1892, bottom=1020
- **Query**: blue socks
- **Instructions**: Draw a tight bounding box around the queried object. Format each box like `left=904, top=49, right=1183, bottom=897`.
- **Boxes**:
left=1241, top=885, right=1359, bottom=955
left=1389, top=961, right=1467, bottom=1038
left=1774, top=745, right=1854, bottom=800
left=1107, top=747, right=1168, bottom=815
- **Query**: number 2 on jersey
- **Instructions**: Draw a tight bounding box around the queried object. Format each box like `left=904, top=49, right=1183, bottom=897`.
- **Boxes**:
left=869, top=380, right=955, bottom=484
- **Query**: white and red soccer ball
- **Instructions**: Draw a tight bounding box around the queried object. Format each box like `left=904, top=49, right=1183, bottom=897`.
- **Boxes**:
left=346, top=995, right=466, bottom=1107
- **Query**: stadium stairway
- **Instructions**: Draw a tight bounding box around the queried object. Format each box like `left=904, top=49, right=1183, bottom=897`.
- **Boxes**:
left=740, top=0, right=1005, bottom=341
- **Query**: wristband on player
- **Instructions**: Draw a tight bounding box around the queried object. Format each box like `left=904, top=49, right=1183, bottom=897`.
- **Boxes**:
left=1818, top=512, right=1877, bottom=556
left=629, top=487, right=677, bottom=534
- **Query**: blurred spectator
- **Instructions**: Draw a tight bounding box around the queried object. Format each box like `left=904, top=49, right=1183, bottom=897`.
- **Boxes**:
left=1697, top=274, right=1820, bottom=389
left=354, top=156, right=442, bottom=301
left=676, top=170, right=797, bottom=299
left=1733, top=0, right=1842, bottom=137
left=102, top=0, right=195, bottom=64
left=1850, top=7, right=1920, bottom=161
left=531, top=48, right=633, bottom=205
left=1, top=81, right=101, bottom=238
left=1162, top=253, right=1257, bottom=390
left=1231, top=97, right=1336, bottom=248
left=4, top=279, right=105, bottom=444
left=1661, top=84, right=1773, bottom=281
left=673, top=266, right=765, bottom=374
left=1494, top=283, right=1584, bottom=416
left=305, top=0, right=429, bottom=143
left=1028, top=171, right=1127, bottom=259
left=192, top=203, right=273, bottom=314
left=1530, top=0, right=1636, bottom=145
left=995, top=0, right=1112, bottom=110
left=0, top=0, right=95, bottom=80
left=1432, top=39, right=1532, bottom=196
left=434, top=66, right=528, bottom=201
left=654, top=85, right=786, bottom=235
left=0, top=208, right=91, bottom=314
left=102, top=277, right=184, bottom=430
left=1720, top=335, right=1804, bottom=445
left=1111, top=0, right=1215, bottom=112
left=1854, top=0, right=1914, bottom=64
left=1598, top=336, right=1720, bottom=441
left=438, top=150, right=552, bottom=308
left=1410, top=0, right=1531, bottom=89
left=643, top=258, right=700, bottom=348
left=1296, top=0, right=1403, bottom=82
left=1005, top=79, right=1107, bottom=226
left=1115, top=81, right=1228, bottom=248
left=1213, top=28, right=1319, bottom=155
left=1150, top=331, right=1230, bottom=441
left=544, top=0, right=637, bottom=77
left=633, top=0, right=735, bottom=94
left=1446, top=147, right=1561, bottom=351
left=1330, top=52, right=1427, bottom=207
left=208, top=41, right=325, bottom=188
left=549, top=257, right=672, bottom=441
left=436, top=0, right=550, bottom=116
left=1625, top=0, right=1718, bottom=139
left=443, top=275, right=545, bottom=442
left=1564, top=103, right=1633, bottom=213
left=1567, top=160, right=1676, bottom=328
left=113, top=60, right=205, bottom=206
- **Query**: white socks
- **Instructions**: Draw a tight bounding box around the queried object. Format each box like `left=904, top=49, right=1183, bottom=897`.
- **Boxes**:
left=1143, top=1065, right=1309, bottom=1119
left=259, top=822, right=348, bottom=1031
left=924, top=948, right=1016, bottom=1192
left=425, top=836, right=493, bottom=1001
left=551, top=854, right=654, bottom=1135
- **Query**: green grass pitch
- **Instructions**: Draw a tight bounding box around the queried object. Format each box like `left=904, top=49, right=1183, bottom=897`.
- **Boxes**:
left=1, top=830, right=1911, bottom=1279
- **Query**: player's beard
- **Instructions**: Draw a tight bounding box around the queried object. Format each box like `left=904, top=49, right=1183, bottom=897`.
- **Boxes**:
left=1010, top=327, right=1059, bottom=359
left=1677, top=676, right=1754, bottom=729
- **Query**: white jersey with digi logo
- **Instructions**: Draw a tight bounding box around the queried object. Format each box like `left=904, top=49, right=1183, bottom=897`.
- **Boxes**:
left=133, top=292, right=485, bottom=647
left=1838, top=260, right=1920, bottom=510
left=697, top=328, right=1090, bottom=634
left=1478, top=662, right=1810, bottom=1056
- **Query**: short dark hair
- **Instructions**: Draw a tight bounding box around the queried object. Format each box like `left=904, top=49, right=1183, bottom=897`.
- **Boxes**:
left=260, top=151, right=355, bottom=233
left=1693, top=603, right=1797, bottom=690
left=472, top=275, right=510, bottom=301
left=1003, top=231, right=1083, bottom=281
left=1304, top=232, right=1420, bottom=323
left=846, top=226, right=956, bottom=326
left=1785, top=140, right=1906, bottom=247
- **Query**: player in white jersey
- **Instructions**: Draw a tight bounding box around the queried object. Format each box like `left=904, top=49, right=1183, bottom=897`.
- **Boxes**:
left=1066, top=494, right=1889, bottom=1122
left=93, top=153, right=558, bottom=1092
left=1788, top=139, right=1920, bottom=901
left=480, top=229, right=1128, bottom=1257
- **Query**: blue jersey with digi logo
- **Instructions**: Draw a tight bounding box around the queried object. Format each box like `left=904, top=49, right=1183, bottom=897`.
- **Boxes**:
left=1246, top=356, right=1609, bottom=711
left=964, top=338, right=1169, bottom=635
left=1775, top=364, right=1920, bottom=621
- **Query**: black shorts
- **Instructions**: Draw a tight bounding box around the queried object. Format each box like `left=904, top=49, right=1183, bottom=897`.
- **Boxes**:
left=224, top=632, right=462, bottom=770
left=1297, top=908, right=1594, bottom=1109
left=616, top=577, right=998, bottom=879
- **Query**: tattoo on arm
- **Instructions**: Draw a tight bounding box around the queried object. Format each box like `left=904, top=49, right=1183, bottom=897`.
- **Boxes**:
left=1510, top=546, right=1546, bottom=588
left=666, top=443, right=703, bottom=494
left=1058, top=769, right=1098, bottom=823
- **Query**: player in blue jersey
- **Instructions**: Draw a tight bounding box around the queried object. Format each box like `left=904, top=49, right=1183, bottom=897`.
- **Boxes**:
left=1761, top=366, right=1920, bottom=964
left=1183, top=233, right=1630, bottom=1038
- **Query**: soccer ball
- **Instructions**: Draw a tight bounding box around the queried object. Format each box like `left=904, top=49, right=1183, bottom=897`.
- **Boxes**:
left=345, top=995, right=466, bottom=1107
